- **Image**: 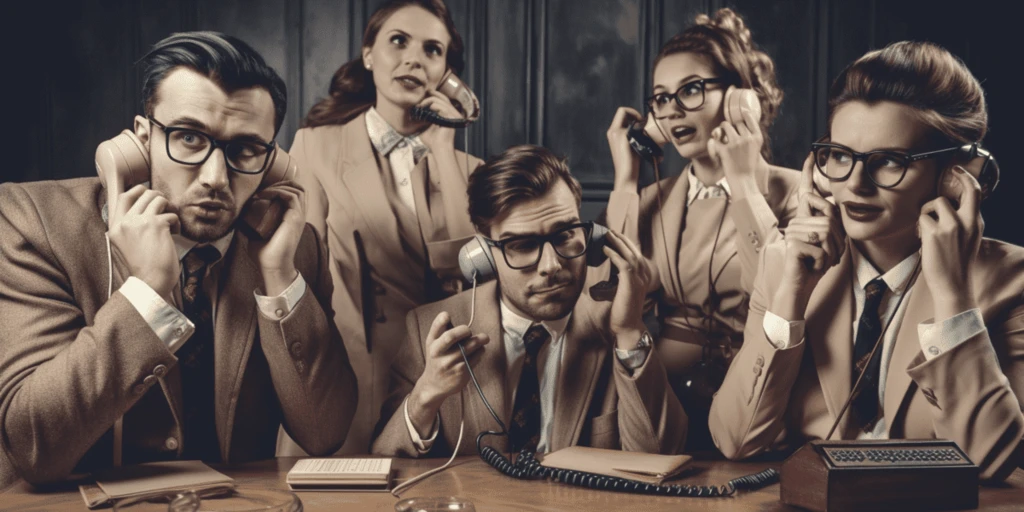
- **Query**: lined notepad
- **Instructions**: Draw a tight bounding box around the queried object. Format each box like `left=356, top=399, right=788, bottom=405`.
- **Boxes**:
left=286, top=458, right=393, bottom=491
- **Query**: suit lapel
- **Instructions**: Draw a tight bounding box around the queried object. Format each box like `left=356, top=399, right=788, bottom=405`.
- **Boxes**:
left=549, top=299, right=605, bottom=450
left=212, top=235, right=259, bottom=461
left=340, top=114, right=406, bottom=261
left=462, top=282, right=509, bottom=438
left=653, top=175, right=689, bottom=303
left=805, top=242, right=856, bottom=436
left=884, top=269, right=929, bottom=436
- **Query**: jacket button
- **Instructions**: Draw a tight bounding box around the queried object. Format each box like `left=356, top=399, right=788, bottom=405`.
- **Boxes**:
left=143, top=375, right=157, bottom=386
left=275, top=308, right=285, bottom=318
left=133, top=384, right=146, bottom=395
left=153, top=364, right=167, bottom=377
left=290, top=342, right=302, bottom=357
left=756, top=355, right=765, bottom=366
left=164, top=437, right=179, bottom=451
left=753, top=366, right=762, bottom=376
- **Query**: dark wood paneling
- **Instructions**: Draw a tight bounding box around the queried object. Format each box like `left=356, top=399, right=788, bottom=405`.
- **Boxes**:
left=484, top=0, right=528, bottom=158
left=300, top=0, right=355, bottom=140
left=544, top=0, right=644, bottom=184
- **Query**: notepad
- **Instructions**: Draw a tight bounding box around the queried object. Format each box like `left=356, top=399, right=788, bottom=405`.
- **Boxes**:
left=286, top=458, right=393, bottom=491
left=78, top=460, right=234, bottom=509
left=539, top=446, right=692, bottom=485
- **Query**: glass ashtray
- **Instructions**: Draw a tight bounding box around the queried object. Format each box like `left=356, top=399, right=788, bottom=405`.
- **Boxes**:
left=394, top=496, right=476, bottom=512
left=112, top=486, right=302, bottom=512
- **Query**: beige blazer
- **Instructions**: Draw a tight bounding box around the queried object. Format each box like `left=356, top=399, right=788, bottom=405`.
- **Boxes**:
left=291, top=114, right=482, bottom=453
left=0, top=178, right=357, bottom=488
left=708, top=238, right=1024, bottom=481
left=371, top=281, right=688, bottom=457
left=603, top=166, right=799, bottom=372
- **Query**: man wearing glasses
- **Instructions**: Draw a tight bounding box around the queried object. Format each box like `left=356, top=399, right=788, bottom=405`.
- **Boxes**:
left=372, top=145, right=687, bottom=457
left=0, top=32, right=356, bottom=487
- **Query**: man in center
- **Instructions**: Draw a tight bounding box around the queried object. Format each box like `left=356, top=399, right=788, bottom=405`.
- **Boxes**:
left=372, top=145, right=687, bottom=457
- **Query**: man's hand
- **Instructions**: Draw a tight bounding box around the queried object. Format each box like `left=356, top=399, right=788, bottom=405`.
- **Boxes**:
left=246, top=180, right=306, bottom=296
left=108, top=184, right=181, bottom=301
left=602, top=229, right=653, bottom=349
left=407, top=311, right=490, bottom=438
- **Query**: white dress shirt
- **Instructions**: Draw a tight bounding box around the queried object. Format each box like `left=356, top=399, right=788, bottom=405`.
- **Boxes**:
left=119, top=230, right=306, bottom=353
left=763, top=246, right=987, bottom=438
left=365, top=107, right=430, bottom=215
left=405, top=301, right=651, bottom=454
left=686, top=165, right=731, bottom=206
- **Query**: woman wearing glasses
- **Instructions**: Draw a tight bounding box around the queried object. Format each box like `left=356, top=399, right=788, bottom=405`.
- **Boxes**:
left=286, top=0, right=481, bottom=454
left=709, top=41, right=1024, bottom=481
left=603, top=8, right=800, bottom=451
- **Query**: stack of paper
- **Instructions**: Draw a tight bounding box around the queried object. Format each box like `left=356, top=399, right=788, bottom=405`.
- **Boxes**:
left=286, top=458, right=393, bottom=491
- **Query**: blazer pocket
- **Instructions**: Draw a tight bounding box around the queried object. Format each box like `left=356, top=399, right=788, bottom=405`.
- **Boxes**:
left=587, top=410, right=620, bottom=449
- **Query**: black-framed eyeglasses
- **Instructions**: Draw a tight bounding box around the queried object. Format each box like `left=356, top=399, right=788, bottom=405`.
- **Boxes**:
left=810, top=140, right=963, bottom=189
left=148, top=117, right=276, bottom=175
left=646, top=77, right=727, bottom=118
left=485, top=222, right=593, bottom=270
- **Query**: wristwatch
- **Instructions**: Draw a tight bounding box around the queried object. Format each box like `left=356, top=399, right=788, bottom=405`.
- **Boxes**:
left=635, top=330, right=654, bottom=350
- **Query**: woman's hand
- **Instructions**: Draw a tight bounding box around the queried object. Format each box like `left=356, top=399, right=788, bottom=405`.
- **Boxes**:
left=606, top=107, right=645, bottom=191
left=771, top=153, right=846, bottom=321
left=709, top=106, right=764, bottom=198
left=416, top=89, right=462, bottom=154
left=919, top=166, right=983, bottom=321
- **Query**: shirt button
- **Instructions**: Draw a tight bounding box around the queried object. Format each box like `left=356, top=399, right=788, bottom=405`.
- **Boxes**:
left=153, top=364, right=167, bottom=377
left=400, top=178, right=409, bottom=186
left=275, top=308, right=285, bottom=319
left=753, top=366, right=762, bottom=376
left=143, top=375, right=157, bottom=386
left=397, top=140, right=407, bottom=149
left=756, top=355, right=765, bottom=366
left=165, top=437, right=179, bottom=451
left=928, top=346, right=941, bottom=356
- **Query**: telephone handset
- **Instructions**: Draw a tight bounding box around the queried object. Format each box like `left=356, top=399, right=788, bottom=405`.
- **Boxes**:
left=627, top=113, right=665, bottom=162
left=937, top=142, right=1000, bottom=206
left=457, top=223, right=619, bottom=301
left=707, top=86, right=761, bottom=161
left=94, top=129, right=297, bottom=240
left=410, top=69, right=481, bottom=128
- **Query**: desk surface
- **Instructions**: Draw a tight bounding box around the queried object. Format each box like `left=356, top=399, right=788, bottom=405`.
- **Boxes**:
left=3, top=457, right=1022, bottom=511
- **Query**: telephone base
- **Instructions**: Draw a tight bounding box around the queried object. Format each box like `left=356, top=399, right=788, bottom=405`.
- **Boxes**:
left=780, top=439, right=978, bottom=512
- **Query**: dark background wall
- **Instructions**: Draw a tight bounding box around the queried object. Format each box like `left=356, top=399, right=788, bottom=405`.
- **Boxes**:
left=7, top=0, right=1019, bottom=244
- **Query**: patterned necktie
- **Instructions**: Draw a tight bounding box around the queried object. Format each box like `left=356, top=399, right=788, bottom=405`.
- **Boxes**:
left=851, top=278, right=889, bottom=431
left=508, top=325, right=550, bottom=453
left=178, top=245, right=221, bottom=460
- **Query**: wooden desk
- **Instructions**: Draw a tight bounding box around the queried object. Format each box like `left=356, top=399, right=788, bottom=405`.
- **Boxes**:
left=3, top=457, right=1022, bottom=511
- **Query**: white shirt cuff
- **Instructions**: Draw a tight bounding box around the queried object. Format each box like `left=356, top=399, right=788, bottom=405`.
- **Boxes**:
left=614, top=346, right=650, bottom=370
left=404, top=396, right=439, bottom=453
left=254, top=274, right=306, bottom=320
left=119, top=276, right=194, bottom=353
left=763, top=310, right=805, bottom=350
left=917, top=308, right=985, bottom=360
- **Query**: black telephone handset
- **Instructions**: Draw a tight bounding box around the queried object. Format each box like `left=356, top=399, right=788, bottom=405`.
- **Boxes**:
left=457, top=222, right=618, bottom=301
left=94, top=130, right=297, bottom=240
left=410, top=69, right=481, bottom=128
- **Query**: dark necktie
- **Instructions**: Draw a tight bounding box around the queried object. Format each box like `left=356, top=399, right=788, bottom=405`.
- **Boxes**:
left=851, top=278, right=889, bottom=431
left=508, top=325, right=549, bottom=453
left=179, top=245, right=221, bottom=461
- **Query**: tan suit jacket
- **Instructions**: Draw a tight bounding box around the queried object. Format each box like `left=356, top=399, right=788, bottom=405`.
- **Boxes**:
left=371, top=281, right=688, bottom=457
left=0, top=178, right=357, bottom=488
left=602, top=166, right=799, bottom=369
left=708, top=238, right=1024, bottom=481
left=291, top=115, right=482, bottom=453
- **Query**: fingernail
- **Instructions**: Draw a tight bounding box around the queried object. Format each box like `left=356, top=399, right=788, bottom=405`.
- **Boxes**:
left=953, top=165, right=967, bottom=174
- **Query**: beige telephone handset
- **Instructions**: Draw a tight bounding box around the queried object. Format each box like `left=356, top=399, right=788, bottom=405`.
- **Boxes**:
left=410, top=69, right=481, bottom=128
left=707, top=87, right=762, bottom=159
left=936, top=142, right=1000, bottom=206
left=94, top=130, right=297, bottom=240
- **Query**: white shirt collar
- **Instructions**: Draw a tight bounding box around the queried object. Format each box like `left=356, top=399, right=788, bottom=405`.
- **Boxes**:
left=173, top=231, right=234, bottom=264
left=365, top=107, right=429, bottom=162
left=686, top=165, right=731, bottom=205
left=499, top=300, right=571, bottom=344
left=850, top=244, right=920, bottom=294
